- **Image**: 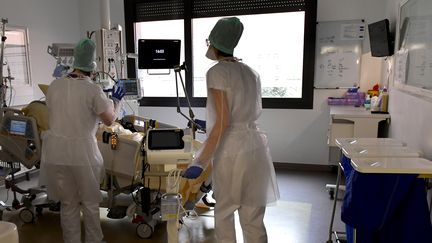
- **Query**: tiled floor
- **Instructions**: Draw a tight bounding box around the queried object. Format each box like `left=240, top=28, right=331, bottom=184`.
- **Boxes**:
left=0, top=169, right=345, bottom=243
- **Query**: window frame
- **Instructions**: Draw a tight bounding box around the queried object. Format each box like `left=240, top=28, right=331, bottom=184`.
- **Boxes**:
left=2, top=25, right=32, bottom=87
left=124, top=0, right=317, bottom=109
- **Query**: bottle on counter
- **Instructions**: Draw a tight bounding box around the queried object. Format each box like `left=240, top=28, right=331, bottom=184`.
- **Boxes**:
left=380, top=88, right=389, bottom=113
left=371, top=96, right=380, bottom=111
left=364, top=95, right=371, bottom=110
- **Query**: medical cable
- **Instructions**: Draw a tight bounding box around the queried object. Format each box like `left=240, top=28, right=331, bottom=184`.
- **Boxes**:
left=173, top=65, right=205, bottom=134
left=5, top=63, right=14, bottom=107
left=95, top=71, right=117, bottom=84
left=8, top=80, right=14, bottom=107
left=130, top=163, right=150, bottom=206
left=121, top=99, right=135, bottom=116
left=156, top=176, right=162, bottom=199
left=131, top=186, right=142, bottom=206
left=166, top=168, right=199, bottom=221
left=167, top=168, right=183, bottom=193
left=130, top=142, right=150, bottom=207
left=87, top=31, right=96, bottom=39
left=112, top=59, right=120, bottom=80
left=178, top=203, right=197, bottom=243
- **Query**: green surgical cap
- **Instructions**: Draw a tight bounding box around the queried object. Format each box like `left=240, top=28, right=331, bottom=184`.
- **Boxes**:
left=73, top=38, right=97, bottom=72
left=208, top=17, right=244, bottom=55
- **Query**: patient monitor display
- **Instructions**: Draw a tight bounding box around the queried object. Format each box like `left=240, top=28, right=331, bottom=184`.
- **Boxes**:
left=0, top=112, right=41, bottom=169
left=10, top=120, right=27, bottom=136
left=138, top=39, right=181, bottom=69
left=146, top=128, right=194, bottom=164
left=117, top=79, right=140, bottom=98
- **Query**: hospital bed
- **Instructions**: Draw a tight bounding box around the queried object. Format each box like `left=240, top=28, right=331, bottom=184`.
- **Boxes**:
left=0, top=102, right=212, bottom=240
left=0, top=105, right=58, bottom=223
left=96, top=115, right=210, bottom=239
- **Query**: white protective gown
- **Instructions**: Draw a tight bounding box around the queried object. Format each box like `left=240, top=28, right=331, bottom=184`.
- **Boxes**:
left=206, top=60, right=280, bottom=208
left=40, top=76, right=112, bottom=243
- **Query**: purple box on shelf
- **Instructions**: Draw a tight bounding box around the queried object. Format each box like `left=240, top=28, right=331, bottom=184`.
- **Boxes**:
left=344, top=92, right=365, bottom=99
left=328, top=97, right=365, bottom=106
left=346, top=98, right=365, bottom=106
left=328, top=98, right=346, bottom=105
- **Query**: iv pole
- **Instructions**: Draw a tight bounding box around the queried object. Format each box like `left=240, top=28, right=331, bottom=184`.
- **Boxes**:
left=0, top=18, right=8, bottom=107
left=173, top=62, right=206, bottom=138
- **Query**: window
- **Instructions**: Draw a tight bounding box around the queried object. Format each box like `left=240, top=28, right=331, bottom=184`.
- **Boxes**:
left=125, top=0, right=317, bottom=108
left=0, top=23, right=32, bottom=106
left=1, top=26, right=32, bottom=86
left=136, top=19, right=186, bottom=97
left=192, top=12, right=305, bottom=98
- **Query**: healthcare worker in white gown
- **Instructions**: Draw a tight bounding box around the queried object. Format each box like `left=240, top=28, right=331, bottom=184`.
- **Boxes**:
left=183, top=17, right=280, bottom=243
left=40, top=38, right=124, bottom=243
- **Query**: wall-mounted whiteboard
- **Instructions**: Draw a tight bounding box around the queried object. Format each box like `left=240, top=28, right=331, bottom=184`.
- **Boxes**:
left=396, top=0, right=432, bottom=90
left=314, top=20, right=365, bottom=88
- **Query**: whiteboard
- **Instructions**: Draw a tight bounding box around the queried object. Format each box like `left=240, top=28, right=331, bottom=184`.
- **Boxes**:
left=314, top=20, right=365, bottom=88
left=396, top=0, right=432, bottom=90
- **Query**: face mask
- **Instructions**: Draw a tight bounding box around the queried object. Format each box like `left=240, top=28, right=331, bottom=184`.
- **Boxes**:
left=205, top=47, right=218, bottom=60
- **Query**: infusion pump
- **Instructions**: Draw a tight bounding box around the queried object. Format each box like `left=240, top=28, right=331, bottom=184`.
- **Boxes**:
left=145, top=128, right=196, bottom=165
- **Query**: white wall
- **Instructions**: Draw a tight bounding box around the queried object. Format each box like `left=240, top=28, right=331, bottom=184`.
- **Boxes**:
left=0, top=0, right=81, bottom=104
left=263, top=0, right=388, bottom=164
left=385, top=0, right=432, bottom=160
left=75, top=0, right=391, bottom=164
left=77, top=0, right=125, bottom=39
left=5, top=0, right=425, bottom=164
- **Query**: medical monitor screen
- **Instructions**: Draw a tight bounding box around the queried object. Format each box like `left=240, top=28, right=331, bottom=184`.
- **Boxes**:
left=117, top=79, right=139, bottom=96
left=368, top=19, right=394, bottom=57
left=148, top=129, right=184, bottom=150
left=10, top=120, right=27, bottom=136
left=138, top=39, right=181, bottom=69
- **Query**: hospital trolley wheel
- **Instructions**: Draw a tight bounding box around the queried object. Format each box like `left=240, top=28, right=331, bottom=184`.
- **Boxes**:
left=36, top=206, right=43, bottom=216
left=19, top=208, right=35, bottom=223
left=136, top=222, right=153, bottom=239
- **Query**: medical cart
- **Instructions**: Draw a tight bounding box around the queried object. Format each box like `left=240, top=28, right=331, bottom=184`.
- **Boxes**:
left=326, top=138, right=419, bottom=243
left=345, top=157, right=432, bottom=242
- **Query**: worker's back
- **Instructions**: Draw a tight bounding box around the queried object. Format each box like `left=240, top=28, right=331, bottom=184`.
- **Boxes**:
left=47, top=76, right=109, bottom=138
left=206, top=60, right=262, bottom=130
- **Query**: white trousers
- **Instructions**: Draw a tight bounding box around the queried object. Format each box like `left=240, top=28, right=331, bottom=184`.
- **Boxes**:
left=61, top=201, right=103, bottom=243
left=54, top=165, right=104, bottom=243
left=214, top=200, right=267, bottom=243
